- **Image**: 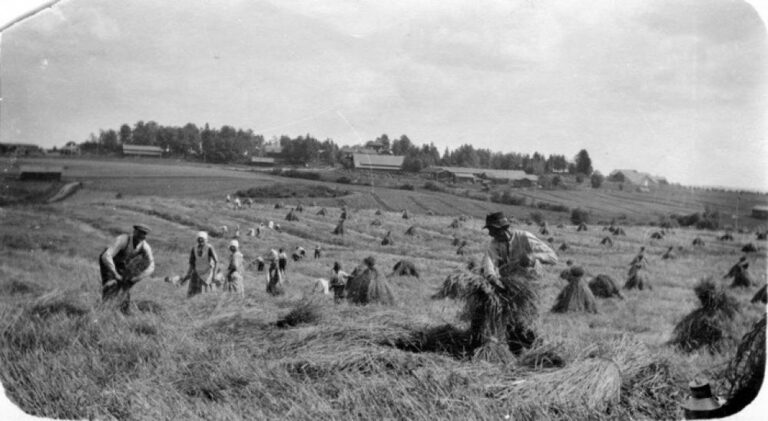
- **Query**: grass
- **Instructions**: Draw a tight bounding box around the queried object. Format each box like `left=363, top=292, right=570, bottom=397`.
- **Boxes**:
left=0, top=158, right=766, bottom=419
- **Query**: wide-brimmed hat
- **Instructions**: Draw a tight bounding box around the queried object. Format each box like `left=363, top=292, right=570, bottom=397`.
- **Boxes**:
left=133, top=224, right=151, bottom=234
left=483, top=212, right=510, bottom=229
left=681, top=379, right=723, bottom=412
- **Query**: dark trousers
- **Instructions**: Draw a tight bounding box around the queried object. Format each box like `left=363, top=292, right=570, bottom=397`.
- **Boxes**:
left=99, top=252, right=131, bottom=313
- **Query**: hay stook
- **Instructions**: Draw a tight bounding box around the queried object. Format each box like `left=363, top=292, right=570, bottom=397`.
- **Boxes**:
left=670, top=278, right=741, bottom=353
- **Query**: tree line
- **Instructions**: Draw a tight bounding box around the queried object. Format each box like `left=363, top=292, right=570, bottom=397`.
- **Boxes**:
left=74, top=121, right=595, bottom=176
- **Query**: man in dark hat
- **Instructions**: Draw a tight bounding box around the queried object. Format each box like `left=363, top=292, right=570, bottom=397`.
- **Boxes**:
left=481, top=211, right=557, bottom=280
left=99, top=224, right=155, bottom=312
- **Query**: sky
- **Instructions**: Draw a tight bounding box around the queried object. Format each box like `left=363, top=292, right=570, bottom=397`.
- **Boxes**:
left=0, top=0, right=766, bottom=190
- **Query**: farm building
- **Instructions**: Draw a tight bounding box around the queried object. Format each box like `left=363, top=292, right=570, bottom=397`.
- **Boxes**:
left=352, top=153, right=404, bottom=171
left=18, top=165, right=63, bottom=181
left=122, top=144, right=164, bottom=157
left=608, top=169, right=661, bottom=187
left=423, top=166, right=537, bottom=186
left=752, top=205, right=768, bottom=220
left=261, top=141, right=283, bottom=155
left=0, top=143, right=44, bottom=156
left=249, top=157, right=276, bottom=167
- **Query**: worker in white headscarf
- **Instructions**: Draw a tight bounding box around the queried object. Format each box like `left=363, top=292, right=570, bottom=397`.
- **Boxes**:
left=182, top=231, right=218, bottom=297
left=223, top=239, right=245, bottom=297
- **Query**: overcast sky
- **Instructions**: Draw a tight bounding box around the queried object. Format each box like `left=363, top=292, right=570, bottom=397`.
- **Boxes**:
left=1, top=0, right=766, bottom=190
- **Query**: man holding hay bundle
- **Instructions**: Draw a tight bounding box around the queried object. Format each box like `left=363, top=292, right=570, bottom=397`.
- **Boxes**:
left=481, top=212, right=558, bottom=280
left=99, top=224, right=155, bottom=312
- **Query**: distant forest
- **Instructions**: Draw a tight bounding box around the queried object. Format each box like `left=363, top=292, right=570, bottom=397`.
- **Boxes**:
left=70, top=121, right=594, bottom=176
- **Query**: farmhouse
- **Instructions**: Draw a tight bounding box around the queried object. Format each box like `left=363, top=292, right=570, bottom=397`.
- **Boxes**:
left=608, top=169, right=658, bottom=187
left=752, top=205, right=768, bottom=220
left=122, top=144, right=164, bottom=157
left=352, top=153, right=404, bottom=171
left=249, top=156, right=276, bottom=167
left=18, top=165, right=63, bottom=181
left=423, top=166, right=537, bottom=186
left=0, top=143, right=44, bottom=156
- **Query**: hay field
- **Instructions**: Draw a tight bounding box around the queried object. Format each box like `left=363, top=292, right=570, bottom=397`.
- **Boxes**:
left=0, top=161, right=767, bottom=420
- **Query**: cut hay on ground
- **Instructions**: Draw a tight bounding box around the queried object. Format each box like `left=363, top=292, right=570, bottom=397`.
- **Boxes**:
left=487, top=358, right=621, bottom=411
left=721, top=315, right=766, bottom=417
left=670, top=278, right=741, bottom=353
left=552, top=273, right=598, bottom=314
left=404, top=225, right=416, bottom=236
left=389, top=324, right=473, bottom=360
left=589, top=275, right=624, bottom=299
left=345, top=257, right=395, bottom=306
left=275, top=300, right=322, bottom=328
left=392, top=260, right=419, bottom=278
left=751, top=284, right=767, bottom=304
left=472, top=338, right=515, bottom=365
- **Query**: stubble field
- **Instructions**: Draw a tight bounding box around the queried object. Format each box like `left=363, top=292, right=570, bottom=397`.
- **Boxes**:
left=0, top=158, right=766, bottom=420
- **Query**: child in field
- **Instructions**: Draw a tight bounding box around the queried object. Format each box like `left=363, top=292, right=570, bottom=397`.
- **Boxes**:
left=329, top=262, right=349, bottom=302
left=223, top=240, right=245, bottom=297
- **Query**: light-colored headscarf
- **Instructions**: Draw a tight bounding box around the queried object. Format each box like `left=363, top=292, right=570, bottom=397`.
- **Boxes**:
left=229, top=239, right=239, bottom=250
left=197, top=231, right=208, bottom=241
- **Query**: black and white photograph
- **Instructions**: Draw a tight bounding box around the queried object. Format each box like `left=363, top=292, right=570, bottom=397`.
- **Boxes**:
left=0, top=0, right=766, bottom=419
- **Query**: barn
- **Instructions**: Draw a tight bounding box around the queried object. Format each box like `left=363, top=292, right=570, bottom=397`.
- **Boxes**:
left=352, top=153, right=404, bottom=171
left=752, top=205, right=768, bottom=220
left=122, top=144, right=164, bottom=157
left=249, top=157, right=276, bottom=167
left=18, top=165, right=63, bottom=181
left=423, top=166, right=536, bottom=186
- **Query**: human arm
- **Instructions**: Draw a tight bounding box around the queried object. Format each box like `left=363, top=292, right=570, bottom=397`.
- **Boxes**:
left=481, top=242, right=501, bottom=279
left=100, top=234, right=129, bottom=281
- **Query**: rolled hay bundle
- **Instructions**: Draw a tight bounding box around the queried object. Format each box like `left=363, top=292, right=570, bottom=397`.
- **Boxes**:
left=751, top=284, right=767, bottom=304
left=404, top=225, right=416, bottom=236
left=345, top=257, right=395, bottom=305
left=285, top=209, right=299, bottom=221
left=449, top=219, right=461, bottom=229
left=392, top=260, right=419, bottom=278
left=693, top=237, right=705, bottom=246
left=741, top=243, right=757, bottom=253
left=374, top=209, right=382, bottom=216
left=486, top=358, right=621, bottom=412
left=600, top=236, right=613, bottom=247
left=370, top=219, right=382, bottom=226
left=670, top=278, right=741, bottom=353
left=589, top=274, right=624, bottom=299
left=332, top=219, right=344, bottom=236
left=381, top=231, right=394, bottom=246
left=551, top=267, right=598, bottom=314
left=472, top=336, right=516, bottom=365
left=317, top=207, right=327, bottom=216
left=624, top=265, right=651, bottom=291
left=721, top=315, right=766, bottom=417
left=461, top=269, right=538, bottom=351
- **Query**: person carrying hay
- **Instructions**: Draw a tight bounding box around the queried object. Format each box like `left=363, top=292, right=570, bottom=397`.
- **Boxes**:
left=266, top=249, right=285, bottom=296
left=329, top=261, right=349, bottom=302
left=181, top=231, right=219, bottom=298
left=480, top=212, right=558, bottom=280
left=345, top=256, right=395, bottom=305
left=99, top=224, right=155, bottom=312
left=223, top=240, right=245, bottom=297
left=551, top=266, right=598, bottom=313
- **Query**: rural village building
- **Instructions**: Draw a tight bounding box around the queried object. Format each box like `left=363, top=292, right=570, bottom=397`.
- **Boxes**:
left=751, top=205, right=768, bottom=220
left=0, top=143, right=45, bottom=156
left=18, top=165, right=63, bottom=181
left=608, top=169, right=667, bottom=186
left=122, top=144, right=164, bottom=157
left=423, top=166, right=538, bottom=187
left=249, top=156, right=276, bottom=167
left=352, top=153, right=404, bottom=171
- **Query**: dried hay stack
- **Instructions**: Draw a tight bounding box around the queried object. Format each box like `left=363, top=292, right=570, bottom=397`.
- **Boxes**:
left=451, top=237, right=461, bottom=246
left=726, top=261, right=753, bottom=288
left=670, top=278, right=741, bottom=353
left=317, top=207, right=327, bottom=216
left=374, top=209, right=382, bottom=216
left=370, top=219, right=382, bottom=226
left=600, top=236, right=613, bottom=247
left=459, top=215, right=469, bottom=222
left=719, top=233, right=734, bottom=241
left=551, top=267, right=598, bottom=314
left=392, top=260, right=419, bottom=278
left=540, top=226, right=550, bottom=235
left=402, top=209, right=409, bottom=219
left=381, top=231, right=394, bottom=246
left=558, top=242, right=568, bottom=252
left=577, top=222, right=588, bottom=232
left=274, top=202, right=284, bottom=209
left=662, top=246, right=675, bottom=260
left=589, top=274, right=624, bottom=299
left=612, top=227, right=626, bottom=236
left=345, top=257, right=395, bottom=306
left=757, top=231, right=767, bottom=240
left=472, top=337, right=515, bottom=365
left=650, top=231, right=664, bottom=240
left=285, top=209, right=299, bottom=221
left=741, top=243, right=757, bottom=253
left=624, top=265, right=651, bottom=291
left=721, top=315, right=766, bottom=417
left=487, top=358, right=621, bottom=412
left=332, top=220, right=344, bottom=236
left=692, top=237, right=705, bottom=246
left=449, top=219, right=461, bottom=229
left=404, top=225, right=416, bottom=236
left=751, top=284, right=767, bottom=304
left=295, top=203, right=303, bottom=212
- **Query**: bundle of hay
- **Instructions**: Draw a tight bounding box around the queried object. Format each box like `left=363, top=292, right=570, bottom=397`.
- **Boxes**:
left=650, top=231, right=664, bottom=240
left=427, top=210, right=435, bottom=216
left=551, top=267, right=598, bottom=314
left=741, top=243, right=757, bottom=253
left=274, top=202, right=284, bottom=209
left=472, top=336, right=515, bottom=365
left=449, top=219, right=461, bottom=229
left=556, top=223, right=564, bottom=229
left=451, top=237, right=461, bottom=246
left=124, top=251, right=151, bottom=281
left=612, top=227, right=626, bottom=236
left=719, top=233, right=734, bottom=241
left=402, top=209, right=410, bottom=219
left=374, top=209, right=382, bottom=216
left=459, top=215, right=469, bottom=222
left=456, top=244, right=467, bottom=256
left=381, top=231, right=394, bottom=246
left=670, top=278, right=741, bottom=353
left=692, top=237, right=705, bottom=246
left=558, top=242, right=568, bottom=252
left=461, top=269, right=538, bottom=352
left=588, top=274, right=624, bottom=299
left=392, top=260, right=419, bottom=278
left=432, top=263, right=481, bottom=300
left=345, top=256, right=395, bottom=305
left=576, top=222, right=588, bottom=232
left=725, top=260, right=753, bottom=288
left=662, top=246, right=675, bottom=260
left=540, top=226, right=550, bottom=235
left=285, top=209, right=299, bottom=221
left=624, top=264, right=651, bottom=290
left=600, top=236, right=613, bottom=247
left=332, top=220, right=344, bottom=236
left=486, top=358, right=621, bottom=411
left=751, top=284, right=767, bottom=304
left=370, top=219, right=382, bottom=226
left=317, top=207, right=327, bottom=216
left=757, top=231, right=767, bottom=240
left=721, top=315, right=766, bottom=417
left=404, top=225, right=416, bottom=236
left=295, top=203, right=304, bottom=212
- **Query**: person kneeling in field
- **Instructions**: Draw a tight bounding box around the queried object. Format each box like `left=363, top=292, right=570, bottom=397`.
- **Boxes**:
left=99, top=224, right=155, bottom=313
left=481, top=211, right=558, bottom=281
left=182, top=231, right=219, bottom=298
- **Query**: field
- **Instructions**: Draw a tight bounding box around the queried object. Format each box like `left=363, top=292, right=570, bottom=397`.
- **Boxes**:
left=0, top=157, right=766, bottom=420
